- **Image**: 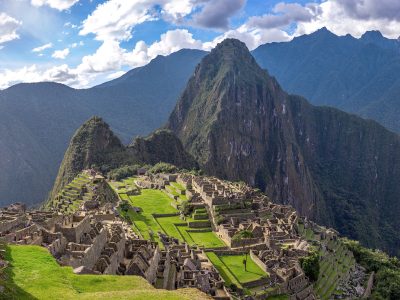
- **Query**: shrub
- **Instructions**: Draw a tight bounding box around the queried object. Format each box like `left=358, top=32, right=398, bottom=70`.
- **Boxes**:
left=300, top=251, right=320, bottom=282
left=148, top=162, right=177, bottom=174
left=180, top=200, right=193, bottom=216
left=108, top=164, right=142, bottom=181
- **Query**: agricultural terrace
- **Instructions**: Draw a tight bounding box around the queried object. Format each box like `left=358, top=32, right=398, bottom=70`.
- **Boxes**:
left=110, top=177, right=225, bottom=248
left=206, top=252, right=268, bottom=289
left=297, top=221, right=356, bottom=300
left=3, top=245, right=207, bottom=300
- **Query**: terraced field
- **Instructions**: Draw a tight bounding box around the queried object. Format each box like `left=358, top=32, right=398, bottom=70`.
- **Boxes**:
left=2, top=245, right=208, bottom=300
left=205, top=252, right=268, bottom=288
left=314, top=239, right=356, bottom=300
left=47, top=173, right=92, bottom=214
left=112, top=179, right=225, bottom=248
left=297, top=221, right=356, bottom=300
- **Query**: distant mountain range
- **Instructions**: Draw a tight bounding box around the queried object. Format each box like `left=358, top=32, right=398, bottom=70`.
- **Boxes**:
left=0, top=49, right=205, bottom=206
left=1, top=27, right=400, bottom=207
left=253, top=27, right=400, bottom=133
left=167, top=38, right=400, bottom=256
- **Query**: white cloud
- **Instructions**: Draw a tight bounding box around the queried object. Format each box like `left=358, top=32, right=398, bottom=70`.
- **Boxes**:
left=107, top=70, right=126, bottom=80
left=30, top=0, right=80, bottom=11
left=77, top=29, right=204, bottom=75
left=0, top=64, right=90, bottom=89
left=32, top=42, right=53, bottom=53
left=292, top=0, right=400, bottom=38
left=52, top=48, right=70, bottom=59
left=70, top=41, right=84, bottom=48
left=79, top=0, right=243, bottom=42
left=0, top=13, right=22, bottom=44
left=79, top=0, right=157, bottom=41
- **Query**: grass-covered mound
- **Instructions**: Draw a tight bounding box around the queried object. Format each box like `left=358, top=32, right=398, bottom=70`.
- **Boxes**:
left=3, top=245, right=209, bottom=300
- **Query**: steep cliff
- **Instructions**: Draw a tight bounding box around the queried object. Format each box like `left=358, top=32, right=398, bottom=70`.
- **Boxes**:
left=128, top=129, right=198, bottom=170
left=168, top=39, right=400, bottom=255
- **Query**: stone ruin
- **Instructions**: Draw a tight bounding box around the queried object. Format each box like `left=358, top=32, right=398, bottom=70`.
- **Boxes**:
left=0, top=171, right=361, bottom=300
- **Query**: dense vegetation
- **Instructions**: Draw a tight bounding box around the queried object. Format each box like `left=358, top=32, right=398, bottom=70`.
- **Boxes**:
left=108, top=164, right=145, bottom=181
left=299, top=250, right=320, bottom=282
left=343, top=239, right=400, bottom=300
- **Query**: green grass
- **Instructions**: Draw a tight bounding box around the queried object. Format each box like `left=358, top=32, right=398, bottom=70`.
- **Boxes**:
left=129, top=189, right=177, bottom=215
left=187, top=231, right=225, bottom=248
left=3, top=245, right=207, bottom=300
left=119, top=188, right=225, bottom=248
left=206, top=252, right=241, bottom=288
left=206, top=252, right=267, bottom=288
left=219, top=254, right=267, bottom=283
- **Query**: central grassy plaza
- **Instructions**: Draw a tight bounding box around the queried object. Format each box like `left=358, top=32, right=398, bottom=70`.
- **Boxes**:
left=112, top=179, right=225, bottom=248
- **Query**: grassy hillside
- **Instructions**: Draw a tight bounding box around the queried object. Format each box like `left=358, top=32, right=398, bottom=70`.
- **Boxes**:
left=2, top=245, right=209, bottom=300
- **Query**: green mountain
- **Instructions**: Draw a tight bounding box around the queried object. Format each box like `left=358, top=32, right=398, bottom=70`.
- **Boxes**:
left=168, top=38, right=400, bottom=256
left=0, top=49, right=206, bottom=206
left=252, top=27, right=400, bottom=134
left=50, top=117, right=196, bottom=198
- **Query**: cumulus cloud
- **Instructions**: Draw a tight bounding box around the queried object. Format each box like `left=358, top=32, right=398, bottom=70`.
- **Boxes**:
left=32, top=42, right=53, bottom=53
left=0, top=13, right=22, bottom=44
left=247, top=2, right=317, bottom=29
left=335, top=0, right=400, bottom=21
left=52, top=48, right=70, bottom=59
left=78, top=29, right=203, bottom=74
left=79, top=0, right=245, bottom=42
left=192, top=0, right=246, bottom=30
left=203, top=25, right=291, bottom=50
left=79, top=0, right=158, bottom=41
left=31, top=0, right=80, bottom=11
left=294, top=0, right=400, bottom=38
left=0, top=64, right=89, bottom=89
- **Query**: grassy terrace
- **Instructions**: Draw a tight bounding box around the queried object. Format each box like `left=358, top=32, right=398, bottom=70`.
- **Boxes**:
left=206, top=252, right=267, bottom=289
left=111, top=178, right=225, bottom=248
left=47, top=173, right=92, bottom=214
left=3, top=245, right=208, bottom=300
left=297, top=221, right=356, bottom=300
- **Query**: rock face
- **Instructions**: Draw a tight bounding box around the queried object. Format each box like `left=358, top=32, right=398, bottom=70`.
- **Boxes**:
left=128, top=129, right=198, bottom=169
left=168, top=38, right=400, bottom=256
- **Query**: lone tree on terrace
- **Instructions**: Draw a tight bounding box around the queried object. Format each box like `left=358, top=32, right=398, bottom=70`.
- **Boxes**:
left=232, top=230, right=253, bottom=270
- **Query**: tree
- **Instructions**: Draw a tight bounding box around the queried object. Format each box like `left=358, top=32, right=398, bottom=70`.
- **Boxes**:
left=232, top=230, right=253, bottom=270
left=300, top=250, right=320, bottom=282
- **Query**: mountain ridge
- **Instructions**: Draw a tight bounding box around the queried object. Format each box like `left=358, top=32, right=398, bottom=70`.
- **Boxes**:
left=168, top=38, right=400, bottom=256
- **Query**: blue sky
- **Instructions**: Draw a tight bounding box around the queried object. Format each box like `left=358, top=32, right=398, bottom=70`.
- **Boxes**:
left=0, top=0, right=399, bottom=88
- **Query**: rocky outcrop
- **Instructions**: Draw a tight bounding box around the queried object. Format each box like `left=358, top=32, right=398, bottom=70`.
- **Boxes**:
left=167, top=38, right=400, bottom=256
left=128, top=129, right=198, bottom=170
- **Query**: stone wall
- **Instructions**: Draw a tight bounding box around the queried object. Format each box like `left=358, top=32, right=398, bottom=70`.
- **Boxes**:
left=250, top=250, right=268, bottom=272
left=56, top=216, right=91, bottom=243
left=68, top=227, right=107, bottom=269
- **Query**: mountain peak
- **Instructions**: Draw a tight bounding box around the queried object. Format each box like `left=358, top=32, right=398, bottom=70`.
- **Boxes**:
left=361, top=30, right=384, bottom=40
left=49, top=116, right=123, bottom=199
left=206, top=38, right=256, bottom=66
